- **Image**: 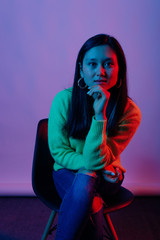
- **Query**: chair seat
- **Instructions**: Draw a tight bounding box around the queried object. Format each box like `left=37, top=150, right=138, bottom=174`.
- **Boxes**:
left=104, top=186, right=134, bottom=214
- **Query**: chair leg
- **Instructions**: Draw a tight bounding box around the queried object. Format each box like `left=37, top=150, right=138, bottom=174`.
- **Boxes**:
left=41, top=210, right=57, bottom=240
left=103, top=213, right=118, bottom=240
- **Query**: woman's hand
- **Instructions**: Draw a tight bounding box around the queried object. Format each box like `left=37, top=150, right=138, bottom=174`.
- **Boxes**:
left=87, top=85, right=110, bottom=120
left=103, top=167, right=123, bottom=183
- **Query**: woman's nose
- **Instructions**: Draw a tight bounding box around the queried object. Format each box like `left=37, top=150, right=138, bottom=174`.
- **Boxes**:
left=97, top=65, right=106, bottom=76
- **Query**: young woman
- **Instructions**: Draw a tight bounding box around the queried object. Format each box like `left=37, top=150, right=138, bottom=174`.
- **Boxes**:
left=48, top=34, right=141, bottom=240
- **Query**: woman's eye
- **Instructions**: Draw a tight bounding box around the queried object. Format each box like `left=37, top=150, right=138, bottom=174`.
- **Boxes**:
left=104, top=62, right=113, bottom=68
left=89, top=62, right=97, bottom=67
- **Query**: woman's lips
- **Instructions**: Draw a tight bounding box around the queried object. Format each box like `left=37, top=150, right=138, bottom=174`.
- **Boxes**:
left=94, top=80, right=107, bottom=83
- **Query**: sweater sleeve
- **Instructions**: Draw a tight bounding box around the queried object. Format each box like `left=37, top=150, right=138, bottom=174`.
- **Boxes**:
left=48, top=89, right=85, bottom=170
left=83, top=98, right=141, bottom=170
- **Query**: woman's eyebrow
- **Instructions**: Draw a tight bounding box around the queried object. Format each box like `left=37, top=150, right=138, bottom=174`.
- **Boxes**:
left=85, top=58, right=97, bottom=61
left=103, top=58, right=113, bottom=61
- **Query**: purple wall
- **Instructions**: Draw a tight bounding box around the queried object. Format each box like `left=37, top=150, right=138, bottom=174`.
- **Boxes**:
left=0, top=0, right=160, bottom=195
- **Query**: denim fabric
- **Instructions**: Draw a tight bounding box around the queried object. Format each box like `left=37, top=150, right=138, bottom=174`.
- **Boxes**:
left=53, top=169, right=123, bottom=240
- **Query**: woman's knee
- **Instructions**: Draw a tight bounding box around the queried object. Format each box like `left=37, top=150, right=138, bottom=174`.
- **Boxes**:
left=69, top=172, right=99, bottom=203
left=77, top=168, right=98, bottom=178
left=92, top=195, right=103, bottom=214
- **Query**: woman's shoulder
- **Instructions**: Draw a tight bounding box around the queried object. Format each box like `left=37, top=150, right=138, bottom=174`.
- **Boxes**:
left=122, top=97, right=141, bottom=123
left=49, top=87, right=73, bottom=119
left=126, top=97, right=141, bottom=114
left=52, top=87, right=73, bottom=106
left=54, top=87, right=72, bottom=100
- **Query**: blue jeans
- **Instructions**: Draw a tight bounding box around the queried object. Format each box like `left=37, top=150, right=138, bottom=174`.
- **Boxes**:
left=53, top=169, right=123, bottom=240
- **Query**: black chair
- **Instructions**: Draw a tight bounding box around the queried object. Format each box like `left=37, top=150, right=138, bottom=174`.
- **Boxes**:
left=32, top=119, right=134, bottom=240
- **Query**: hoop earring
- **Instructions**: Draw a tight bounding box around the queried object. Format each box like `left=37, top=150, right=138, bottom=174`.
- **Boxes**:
left=77, top=78, right=87, bottom=89
left=116, top=79, right=122, bottom=88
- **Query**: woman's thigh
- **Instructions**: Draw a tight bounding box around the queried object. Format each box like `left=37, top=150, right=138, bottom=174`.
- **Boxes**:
left=53, top=169, right=76, bottom=199
left=53, top=168, right=124, bottom=203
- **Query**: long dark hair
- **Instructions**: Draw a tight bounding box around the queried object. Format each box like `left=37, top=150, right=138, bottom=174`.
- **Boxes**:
left=65, top=34, right=128, bottom=139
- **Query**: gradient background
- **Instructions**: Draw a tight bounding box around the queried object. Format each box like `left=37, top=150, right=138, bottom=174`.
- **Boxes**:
left=0, top=0, right=160, bottom=195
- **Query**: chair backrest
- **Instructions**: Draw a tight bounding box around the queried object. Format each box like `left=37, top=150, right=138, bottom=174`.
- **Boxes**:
left=32, top=119, right=61, bottom=211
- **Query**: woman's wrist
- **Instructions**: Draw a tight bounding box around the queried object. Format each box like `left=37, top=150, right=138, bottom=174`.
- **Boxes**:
left=95, top=114, right=107, bottom=121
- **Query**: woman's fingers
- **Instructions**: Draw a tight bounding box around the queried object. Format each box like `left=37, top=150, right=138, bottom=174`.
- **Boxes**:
left=103, top=168, right=124, bottom=183
left=87, top=85, right=110, bottom=120
left=103, top=170, right=116, bottom=176
left=103, top=173, right=119, bottom=183
left=103, top=169, right=119, bottom=183
left=91, top=92, right=102, bottom=100
left=115, top=167, right=123, bottom=181
left=87, top=85, right=109, bottom=98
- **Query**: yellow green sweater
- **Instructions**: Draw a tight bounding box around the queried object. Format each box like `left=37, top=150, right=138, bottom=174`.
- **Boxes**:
left=48, top=88, right=141, bottom=172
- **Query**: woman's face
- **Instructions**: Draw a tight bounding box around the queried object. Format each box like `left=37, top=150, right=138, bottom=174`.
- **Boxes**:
left=80, top=45, right=119, bottom=89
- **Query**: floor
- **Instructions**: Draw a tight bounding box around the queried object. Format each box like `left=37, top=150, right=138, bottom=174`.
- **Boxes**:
left=0, top=196, right=160, bottom=240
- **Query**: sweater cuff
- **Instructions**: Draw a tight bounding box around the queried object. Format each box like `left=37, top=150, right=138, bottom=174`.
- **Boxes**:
left=93, top=116, right=106, bottom=122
